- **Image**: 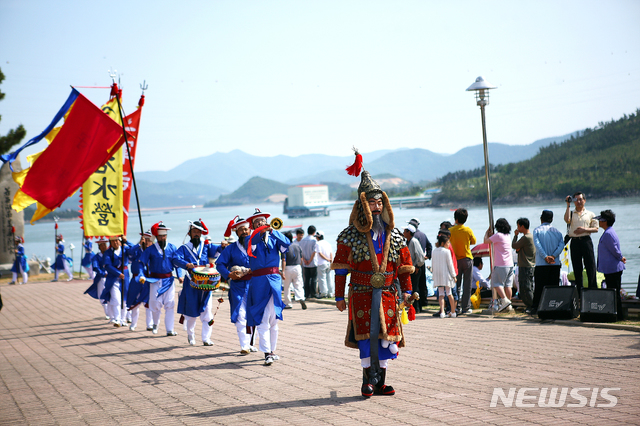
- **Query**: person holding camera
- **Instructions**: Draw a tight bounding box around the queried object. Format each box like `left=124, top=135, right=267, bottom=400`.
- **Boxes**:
left=563, top=192, right=599, bottom=292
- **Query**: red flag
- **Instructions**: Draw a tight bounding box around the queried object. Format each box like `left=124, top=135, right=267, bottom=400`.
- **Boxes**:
left=19, top=90, right=125, bottom=211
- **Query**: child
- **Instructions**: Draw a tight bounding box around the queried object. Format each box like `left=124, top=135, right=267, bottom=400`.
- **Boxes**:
left=432, top=233, right=457, bottom=318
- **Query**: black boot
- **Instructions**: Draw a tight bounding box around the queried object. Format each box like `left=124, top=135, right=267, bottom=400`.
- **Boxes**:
left=361, top=368, right=374, bottom=398
left=373, top=368, right=395, bottom=396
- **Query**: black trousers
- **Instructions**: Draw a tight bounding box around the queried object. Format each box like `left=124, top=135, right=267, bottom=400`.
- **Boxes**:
left=532, top=265, right=561, bottom=311
left=410, top=263, right=426, bottom=312
left=604, top=271, right=624, bottom=321
left=302, top=266, right=317, bottom=298
left=456, top=258, right=473, bottom=312
left=570, top=236, right=597, bottom=290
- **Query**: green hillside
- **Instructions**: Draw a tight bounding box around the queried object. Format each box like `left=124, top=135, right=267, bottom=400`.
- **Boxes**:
left=437, top=110, right=640, bottom=203
left=204, top=176, right=289, bottom=207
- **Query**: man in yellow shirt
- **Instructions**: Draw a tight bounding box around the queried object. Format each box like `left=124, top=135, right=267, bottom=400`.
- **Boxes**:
left=449, top=208, right=476, bottom=315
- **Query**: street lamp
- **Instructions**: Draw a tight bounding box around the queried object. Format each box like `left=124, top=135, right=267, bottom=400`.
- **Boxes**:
left=466, top=76, right=497, bottom=232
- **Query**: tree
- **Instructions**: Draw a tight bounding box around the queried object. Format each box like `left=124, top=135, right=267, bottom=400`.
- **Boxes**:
left=0, top=68, right=26, bottom=156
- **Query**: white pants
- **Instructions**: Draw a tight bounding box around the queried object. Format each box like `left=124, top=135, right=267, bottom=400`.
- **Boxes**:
left=317, top=263, right=333, bottom=296
left=257, top=296, right=278, bottom=354
left=149, top=281, right=176, bottom=333
left=185, top=296, right=213, bottom=343
left=361, top=358, right=390, bottom=369
left=96, top=277, right=109, bottom=317
left=236, top=294, right=251, bottom=349
left=108, top=282, right=126, bottom=324
left=55, top=262, right=73, bottom=280
left=282, top=265, right=304, bottom=305
left=84, top=265, right=95, bottom=280
left=12, top=270, right=28, bottom=284
left=146, top=308, right=153, bottom=328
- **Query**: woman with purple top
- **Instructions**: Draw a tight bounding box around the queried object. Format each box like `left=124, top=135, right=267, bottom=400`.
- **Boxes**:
left=596, top=210, right=626, bottom=321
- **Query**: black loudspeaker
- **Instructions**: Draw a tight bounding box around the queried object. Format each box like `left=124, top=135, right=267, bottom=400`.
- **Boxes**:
left=580, top=288, right=618, bottom=323
left=537, top=286, right=579, bottom=320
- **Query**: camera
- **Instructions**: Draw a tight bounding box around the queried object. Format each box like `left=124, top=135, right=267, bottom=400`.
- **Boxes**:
left=565, top=195, right=572, bottom=203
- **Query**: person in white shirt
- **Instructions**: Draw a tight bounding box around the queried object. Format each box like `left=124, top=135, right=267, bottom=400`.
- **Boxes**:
left=315, top=230, right=334, bottom=298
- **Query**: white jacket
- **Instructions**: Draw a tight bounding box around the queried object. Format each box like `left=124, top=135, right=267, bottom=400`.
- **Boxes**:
left=431, top=246, right=457, bottom=288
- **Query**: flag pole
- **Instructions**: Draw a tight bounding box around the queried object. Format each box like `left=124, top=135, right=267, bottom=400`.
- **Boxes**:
left=112, top=85, right=144, bottom=237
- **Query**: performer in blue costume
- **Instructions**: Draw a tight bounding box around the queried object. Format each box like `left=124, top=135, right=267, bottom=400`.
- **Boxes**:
left=216, top=215, right=257, bottom=354
left=53, top=234, right=73, bottom=282
left=81, top=240, right=95, bottom=279
left=10, top=236, right=29, bottom=285
left=83, top=238, right=110, bottom=319
left=174, top=219, right=222, bottom=346
left=101, top=235, right=132, bottom=327
left=127, top=230, right=154, bottom=332
left=244, top=209, right=290, bottom=366
left=138, top=222, right=181, bottom=336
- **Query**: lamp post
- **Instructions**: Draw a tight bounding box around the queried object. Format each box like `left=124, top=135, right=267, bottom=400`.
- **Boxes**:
left=466, top=76, right=497, bottom=232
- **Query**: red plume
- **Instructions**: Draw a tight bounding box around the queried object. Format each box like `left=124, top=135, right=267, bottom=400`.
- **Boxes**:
left=199, top=218, right=209, bottom=235
left=408, top=304, right=416, bottom=321
left=138, top=94, right=145, bottom=107
left=246, top=225, right=269, bottom=258
left=110, top=83, right=119, bottom=98
left=151, top=222, right=160, bottom=237
left=345, top=148, right=363, bottom=177
left=55, top=223, right=58, bottom=229
left=224, top=215, right=239, bottom=238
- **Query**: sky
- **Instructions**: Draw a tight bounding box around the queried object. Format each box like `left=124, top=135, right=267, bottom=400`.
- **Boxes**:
left=0, top=0, right=639, bottom=172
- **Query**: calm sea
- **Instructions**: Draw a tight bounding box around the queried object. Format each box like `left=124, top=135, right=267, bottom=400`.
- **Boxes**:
left=22, top=197, right=640, bottom=288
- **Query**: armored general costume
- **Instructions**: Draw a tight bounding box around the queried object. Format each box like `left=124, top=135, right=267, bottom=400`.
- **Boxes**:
left=332, top=154, right=414, bottom=398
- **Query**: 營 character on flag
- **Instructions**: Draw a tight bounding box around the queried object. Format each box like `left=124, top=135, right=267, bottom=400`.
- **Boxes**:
left=53, top=234, right=73, bottom=282
left=10, top=236, right=29, bottom=285
left=81, top=240, right=95, bottom=279
left=83, top=238, right=110, bottom=320
left=332, top=150, right=414, bottom=398
left=101, top=235, right=132, bottom=327
left=127, top=229, right=155, bottom=332
left=216, top=216, right=257, bottom=354
left=174, top=220, right=223, bottom=346
left=244, top=209, right=290, bottom=366
left=138, top=222, right=181, bottom=336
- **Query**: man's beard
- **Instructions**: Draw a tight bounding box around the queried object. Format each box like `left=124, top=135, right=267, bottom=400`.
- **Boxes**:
left=238, top=235, right=246, bottom=246
left=190, top=236, right=200, bottom=247
left=158, top=240, right=167, bottom=249
left=372, top=213, right=385, bottom=235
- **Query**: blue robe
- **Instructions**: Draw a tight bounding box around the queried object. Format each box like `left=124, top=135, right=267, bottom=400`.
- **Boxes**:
left=54, top=243, right=71, bottom=270
left=100, top=245, right=131, bottom=303
left=84, top=252, right=106, bottom=300
left=216, top=241, right=251, bottom=323
left=174, top=242, right=222, bottom=318
left=127, top=244, right=150, bottom=309
left=138, top=242, right=180, bottom=297
left=81, top=250, right=93, bottom=267
left=11, top=244, right=29, bottom=273
left=244, top=230, right=290, bottom=327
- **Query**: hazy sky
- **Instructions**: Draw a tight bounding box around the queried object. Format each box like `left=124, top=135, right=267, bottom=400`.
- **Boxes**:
left=1, top=0, right=639, bottom=172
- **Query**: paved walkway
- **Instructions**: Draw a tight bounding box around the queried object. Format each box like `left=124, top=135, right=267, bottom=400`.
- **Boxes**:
left=1, top=280, right=639, bottom=425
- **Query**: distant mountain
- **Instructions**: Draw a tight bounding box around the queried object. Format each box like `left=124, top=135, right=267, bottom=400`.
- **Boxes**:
left=204, top=176, right=290, bottom=207
left=137, top=134, right=576, bottom=190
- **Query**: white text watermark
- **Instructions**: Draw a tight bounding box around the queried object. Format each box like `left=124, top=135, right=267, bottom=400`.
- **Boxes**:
left=490, top=387, right=620, bottom=408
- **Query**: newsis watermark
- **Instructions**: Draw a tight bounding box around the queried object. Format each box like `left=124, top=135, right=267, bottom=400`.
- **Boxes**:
left=490, top=387, right=620, bottom=408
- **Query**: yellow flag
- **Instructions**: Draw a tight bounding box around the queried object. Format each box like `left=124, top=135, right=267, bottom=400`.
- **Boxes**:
left=81, top=97, right=124, bottom=237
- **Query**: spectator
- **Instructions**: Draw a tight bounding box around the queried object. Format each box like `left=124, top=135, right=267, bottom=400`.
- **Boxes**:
left=281, top=231, right=306, bottom=310
left=596, top=210, right=626, bottom=321
left=432, top=233, right=457, bottom=318
left=299, top=225, right=319, bottom=299
left=472, top=257, right=492, bottom=298
left=403, top=224, right=426, bottom=313
left=315, top=230, right=334, bottom=298
left=564, top=192, right=599, bottom=291
left=484, top=218, right=515, bottom=312
left=450, top=208, right=476, bottom=315
left=407, top=218, right=432, bottom=259
left=512, top=217, right=536, bottom=310
left=531, top=210, right=565, bottom=316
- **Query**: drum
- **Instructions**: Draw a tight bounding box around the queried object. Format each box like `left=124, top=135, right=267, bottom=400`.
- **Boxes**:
left=189, top=266, right=221, bottom=291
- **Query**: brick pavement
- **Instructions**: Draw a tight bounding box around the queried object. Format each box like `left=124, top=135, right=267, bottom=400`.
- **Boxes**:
left=0, top=280, right=639, bottom=425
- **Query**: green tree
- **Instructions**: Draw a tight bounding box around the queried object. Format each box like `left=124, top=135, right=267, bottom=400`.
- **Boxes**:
left=0, top=68, right=27, bottom=156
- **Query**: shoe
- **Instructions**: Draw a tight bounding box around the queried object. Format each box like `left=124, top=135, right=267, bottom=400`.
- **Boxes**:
left=240, top=348, right=250, bottom=355
left=249, top=346, right=258, bottom=352
left=447, top=312, right=457, bottom=318
left=129, top=325, right=136, bottom=331
left=52, top=279, right=58, bottom=282
left=439, top=312, right=445, bottom=318
left=464, top=309, right=473, bottom=315
left=106, top=316, right=111, bottom=321
left=167, top=331, right=178, bottom=336
left=264, top=355, right=274, bottom=366
left=152, top=325, right=158, bottom=335
left=203, top=340, right=214, bottom=346
left=373, top=384, right=395, bottom=396
left=269, top=353, right=279, bottom=361
left=455, top=307, right=462, bottom=315
left=498, top=299, right=512, bottom=312
left=146, top=327, right=153, bottom=331
left=284, top=305, right=293, bottom=309
left=188, top=336, right=196, bottom=346
left=361, top=383, right=374, bottom=398
left=432, top=312, right=441, bottom=317
left=300, top=300, right=307, bottom=310
left=8, top=281, right=15, bottom=285
left=127, top=319, right=132, bottom=324
left=113, top=322, right=121, bottom=327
